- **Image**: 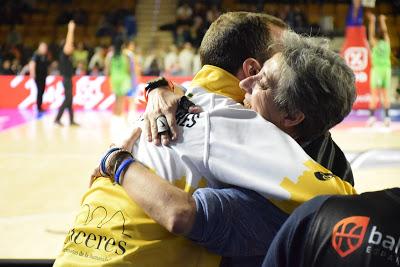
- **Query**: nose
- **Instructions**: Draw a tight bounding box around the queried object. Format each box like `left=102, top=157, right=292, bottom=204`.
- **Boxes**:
left=239, top=76, right=255, bottom=94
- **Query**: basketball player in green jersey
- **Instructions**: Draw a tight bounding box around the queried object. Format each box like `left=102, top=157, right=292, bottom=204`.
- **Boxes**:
left=367, top=13, right=392, bottom=127
left=106, top=37, right=132, bottom=116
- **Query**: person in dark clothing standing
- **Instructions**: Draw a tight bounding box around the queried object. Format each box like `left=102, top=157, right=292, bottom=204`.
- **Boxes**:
left=55, top=20, right=78, bottom=126
left=29, top=42, right=49, bottom=113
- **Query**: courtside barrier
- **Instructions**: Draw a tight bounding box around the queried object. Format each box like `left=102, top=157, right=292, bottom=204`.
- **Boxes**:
left=0, top=75, right=193, bottom=110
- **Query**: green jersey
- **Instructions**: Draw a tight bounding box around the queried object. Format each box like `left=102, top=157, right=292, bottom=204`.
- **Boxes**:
left=110, top=54, right=130, bottom=77
left=371, top=40, right=391, bottom=68
left=110, top=53, right=131, bottom=96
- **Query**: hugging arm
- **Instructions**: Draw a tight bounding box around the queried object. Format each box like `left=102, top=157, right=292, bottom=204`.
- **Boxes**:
left=188, top=187, right=287, bottom=256
left=94, top=127, right=284, bottom=257
left=143, top=85, right=201, bottom=145
left=121, top=164, right=285, bottom=256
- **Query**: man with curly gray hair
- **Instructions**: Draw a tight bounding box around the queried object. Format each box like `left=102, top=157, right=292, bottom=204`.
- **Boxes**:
left=240, top=31, right=356, bottom=146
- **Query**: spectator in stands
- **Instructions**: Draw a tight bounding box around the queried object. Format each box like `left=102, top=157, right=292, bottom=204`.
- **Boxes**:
left=11, top=57, right=22, bottom=74
left=89, top=63, right=102, bottom=76
left=112, top=24, right=128, bottom=43
left=142, top=49, right=162, bottom=76
left=1, top=3, right=23, bottom=25
left=174, top=2, right=193, bottom=46
left=55, top=20, right=78, bottom=126
left=72, top=41, right=88, bottom=69
left=88, top=46, right=106, bottom=74
left=124, top=40, right=140, bottom=118
left=175, top=26, right=191, bottom=48
left=126, top=40, right=142, bottom=77
left=179, top=42, right=194, bottom=76
left=190, top=16, right=207, bottom=48
left=48, top=42, right=62, bottom=63
left=177, top=3, right=193, bottom=26
left=75, top=61, right=86, bottom=75
left=0, top=59, right=14, bottom=75
left=6, top=25, right=22, bottom=46
left=56, top=10, right=73, bottom=25
left=134, top=46, right=144, bottom=74
left=72, top=8, right=88, bottom=25
left=96, top=14, right=114, bottom=37
left=49, top=61, right=60, bottom=75
left=192, top=51, right=201, bottom=74
left=205, top=5, right=221, bottom=27
left=278, top=5, right=309, bottom=34
left=124, top=12, right=137, bottom=40
left=164, top=44, right=182, bottom=76
left=291, top=6, right=309, bottom=33
left=193, top=2, right=207, bottom=19
left=29, top=42, right=49, bottom=113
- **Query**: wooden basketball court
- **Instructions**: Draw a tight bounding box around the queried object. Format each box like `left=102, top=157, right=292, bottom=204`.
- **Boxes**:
left=0, top=109, right=399, bottom=259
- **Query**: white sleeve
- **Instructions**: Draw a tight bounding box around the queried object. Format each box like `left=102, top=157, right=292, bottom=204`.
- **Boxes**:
left=205, top=107, right=311, bottom=201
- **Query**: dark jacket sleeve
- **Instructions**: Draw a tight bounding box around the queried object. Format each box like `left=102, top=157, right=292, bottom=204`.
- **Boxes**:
left=262, top=195, right=331, bottom=267
left=187, top=187, right=288, bottom=257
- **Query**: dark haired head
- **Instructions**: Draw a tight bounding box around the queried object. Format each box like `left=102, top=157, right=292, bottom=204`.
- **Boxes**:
left=199, top=12, right=287, bottom=75
left=113, top=36, right=125, bottom=56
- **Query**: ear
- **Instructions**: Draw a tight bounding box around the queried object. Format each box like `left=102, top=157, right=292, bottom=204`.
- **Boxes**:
left=242, top=58, right=262, bottom=78
left=282, top=111, right=305, bottom=128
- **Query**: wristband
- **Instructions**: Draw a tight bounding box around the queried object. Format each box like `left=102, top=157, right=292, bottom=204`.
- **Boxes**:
left=115, top=158, right=135, bottom=185
left=176, top=96, right=196, bottom=119
left=144, top=77, right=174, bottom=102
left=111, top=150, right=134, bottom=175
left=100, top=147, right=120, bottom=176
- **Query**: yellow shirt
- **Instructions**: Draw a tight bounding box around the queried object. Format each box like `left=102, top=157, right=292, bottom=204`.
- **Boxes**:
left=55, top=178, right=219, bottom=267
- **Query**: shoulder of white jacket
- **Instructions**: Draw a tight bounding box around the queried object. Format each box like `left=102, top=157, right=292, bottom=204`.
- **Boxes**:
left=187, top=85, right=244, bottom=111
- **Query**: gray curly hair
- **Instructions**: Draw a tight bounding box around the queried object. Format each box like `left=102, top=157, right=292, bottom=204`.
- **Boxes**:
left=269, top=31, right=356, bottom=142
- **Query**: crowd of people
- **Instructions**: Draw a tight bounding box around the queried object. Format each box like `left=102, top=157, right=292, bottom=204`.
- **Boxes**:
left=2, top=0, right=400, bottom=79
left=0, top=0, right=317, bottom=78
left=0, top=39, right=205, bottom=77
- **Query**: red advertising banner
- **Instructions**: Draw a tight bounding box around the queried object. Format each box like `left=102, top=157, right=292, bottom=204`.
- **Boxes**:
left=340, top=26, right=371, bottom=109
left=0, top=75, right=193, bottom=110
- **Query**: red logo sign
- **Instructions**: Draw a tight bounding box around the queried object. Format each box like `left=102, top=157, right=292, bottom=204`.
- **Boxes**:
left=331, top=216, right=370, bottom=257
left=344, top=47, right=368, bottom=71
left=0, top=75, right=193, bottom=110
left=340, top=26, right=372, bottom=109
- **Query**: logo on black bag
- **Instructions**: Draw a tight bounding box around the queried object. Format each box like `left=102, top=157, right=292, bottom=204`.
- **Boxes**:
left=331, top=216, right=370, bottom=257
left=314, top=171, right=335, bottom=181
left=331, top=215, right=400, bottom=264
